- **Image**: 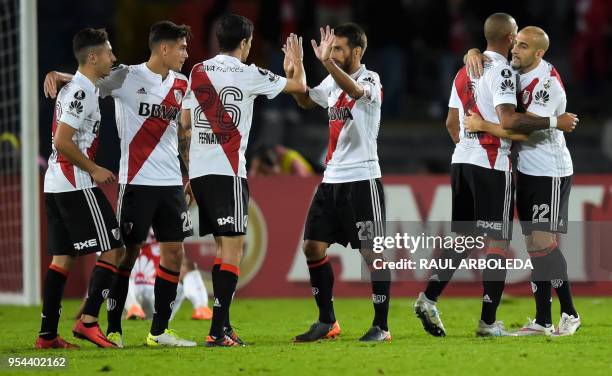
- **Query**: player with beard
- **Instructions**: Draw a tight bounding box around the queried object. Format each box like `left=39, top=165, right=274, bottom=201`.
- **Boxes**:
left=285, top=24, right=390, bottom=342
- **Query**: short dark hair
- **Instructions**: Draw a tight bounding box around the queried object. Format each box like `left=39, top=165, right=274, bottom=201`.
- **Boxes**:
left=148, top=20, right=191, bottom=50
left=334, top=23, right=367, bottom=51
left=72, top=28, right=109, bottom=65
left=216, top=14, right=254, bottom=52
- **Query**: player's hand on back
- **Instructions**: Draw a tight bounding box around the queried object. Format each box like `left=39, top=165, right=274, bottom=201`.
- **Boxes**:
left=43, top=71, right=71, bottom=99
left=311, top=25, right=335, bottom=63
left=90, top=166, right=116, bottom=185
left=464, top=110, right=484, bottom=132
left=464, top=49, right=490, bottom=79
left=556, top=112, right=579, bottom=132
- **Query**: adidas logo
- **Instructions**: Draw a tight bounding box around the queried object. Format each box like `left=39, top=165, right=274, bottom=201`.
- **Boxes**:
left=482, top=294, right=492, bottom=303
left=429, top=273, right=440, bottom=282
left=137, top=87, right=147, bottom=95
left=213, top=298, right=221, bottom=308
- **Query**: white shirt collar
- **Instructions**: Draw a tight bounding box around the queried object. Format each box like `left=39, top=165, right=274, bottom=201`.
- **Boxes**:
left=74, top=70, right=98, bottom=93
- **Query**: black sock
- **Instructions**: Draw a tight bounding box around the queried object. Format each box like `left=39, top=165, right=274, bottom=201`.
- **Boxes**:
left=424, top=248, right=469, bottom=301
left=39, top=265, right=68, bottom=340
left=549, top=248, right=578, bottom=317
left=150, top=265, right=179, bottom=336
left=82, top=260, right=116, bottom=319
left=370, top=268, right=390, bottom=331
left=307, top=256, right=336, bottom=324
left=209, top=264, right=239, bottom=338
left=529, top=253, right=553, bottom=326
left=212, top=261, right=232, bottom=331
left=480, top=252, right=507, bottom=325
left=106, top=267, right=132, bottom=335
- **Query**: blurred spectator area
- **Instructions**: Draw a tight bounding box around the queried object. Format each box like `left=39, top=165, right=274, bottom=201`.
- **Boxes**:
left=37, top=0, right=612, bottom=174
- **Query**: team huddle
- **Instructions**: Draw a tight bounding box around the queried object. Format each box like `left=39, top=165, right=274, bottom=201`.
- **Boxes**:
left=35, top=12, right=579, bottom=350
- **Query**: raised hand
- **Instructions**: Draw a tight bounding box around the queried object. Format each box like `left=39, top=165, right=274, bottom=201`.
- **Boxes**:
left=311, top=25, right=335, bottom=63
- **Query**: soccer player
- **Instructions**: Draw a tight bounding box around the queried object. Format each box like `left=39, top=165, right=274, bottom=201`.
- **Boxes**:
left=413, top=13, right=578, bottom=337
left=464, top=26, right=581, bottom=336
left=36, top=28, right=124, bottom=349
left=44, top=21, right=196, bottom=347
left=180, top=14, right=307, bottom=346
left=284, top=24, right=390, bottom=342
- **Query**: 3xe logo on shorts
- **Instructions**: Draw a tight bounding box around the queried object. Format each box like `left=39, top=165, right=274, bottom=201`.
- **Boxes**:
left=476, top=220, right=502, bottom=231
left=217, top=216, right=235, bottom=226
left=73, top=238, right=97, bottom=251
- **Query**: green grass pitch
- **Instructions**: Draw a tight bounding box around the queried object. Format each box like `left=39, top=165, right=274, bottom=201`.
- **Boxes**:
left=1, top=297, right=611, bottom=375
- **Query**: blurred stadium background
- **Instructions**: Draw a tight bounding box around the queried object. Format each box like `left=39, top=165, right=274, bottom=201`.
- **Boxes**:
left=1, top=0, right=612, bottom=305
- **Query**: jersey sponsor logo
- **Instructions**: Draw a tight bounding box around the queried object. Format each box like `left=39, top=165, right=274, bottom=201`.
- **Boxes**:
left=328, top=106, right=354, bottom=121
left=138, top=102, right=180, bottom=121
left=476, top=220, right=502, bottom=231
left=200, top=65, right=244, bottom=73
left=198, top=131, right=232, bottom=145
left=500, top=79, right=515, bottom=92
left=68, top=100, right=84, bottom=115
left=74, top=90, right=86, bottom=100
left=533, top=90, right=549, bottom=105
left=501, top=68, right=512, bottom=78
left=217, top=216, right=235, bottom=226
left=74, top=238, right=97, bottom=251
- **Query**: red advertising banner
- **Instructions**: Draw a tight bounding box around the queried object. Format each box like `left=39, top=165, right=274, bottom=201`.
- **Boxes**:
left=37, top=175, right=612, bottom=298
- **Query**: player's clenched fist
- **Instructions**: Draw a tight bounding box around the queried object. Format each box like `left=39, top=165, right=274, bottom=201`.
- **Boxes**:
left=556, top=112, right=579, bottom=132
left=90, top=166, right=116, bottom=185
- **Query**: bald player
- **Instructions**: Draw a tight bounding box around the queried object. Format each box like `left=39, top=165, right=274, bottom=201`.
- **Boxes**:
left=414, top=14, right=578, bottom=338
left=465, top=26, right=581, bottom=336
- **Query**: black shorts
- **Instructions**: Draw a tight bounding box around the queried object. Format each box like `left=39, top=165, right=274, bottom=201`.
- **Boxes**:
left=45, top=187, right=123, bottom=256
left=304, top=179, right=386, bottom=249
left=451, top=163, right=514, bottom=240
left=190, top=175, right=249, bottom=237
left=517, top=171, right=571, bottom=235
left=117, top=184, right=193, bottom=245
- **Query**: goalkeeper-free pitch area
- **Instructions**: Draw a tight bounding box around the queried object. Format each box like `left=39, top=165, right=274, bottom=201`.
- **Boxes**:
left=1, top=297, right=611, bottom=375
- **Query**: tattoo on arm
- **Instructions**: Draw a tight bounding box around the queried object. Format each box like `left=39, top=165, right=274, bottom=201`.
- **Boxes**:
left=178, top=118, right=191, bottom=172
left=497, top=104, right=549, bottom=133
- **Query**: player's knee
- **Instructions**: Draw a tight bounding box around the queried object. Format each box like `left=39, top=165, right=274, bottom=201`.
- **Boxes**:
left=181, top=258, right=196, bottom=271
left=161, top=247, right=184, bottom=269
left=121, top=244, right=141, bottom=268
left=98, top=247, right=123, bottom=266
left=51, top=255, right=75, bottom=270
left=530, top=231, right=555, bottom=251
left=303, top=240, right=326, bottom=261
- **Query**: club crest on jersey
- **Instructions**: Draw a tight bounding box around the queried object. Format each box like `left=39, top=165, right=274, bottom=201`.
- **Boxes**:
left=543, top=78, right=551, bottom=90
left=174, top=89, right=183, bottom=104
left=138, top=102, right=180, bottom=120
left=329, top=106, right=353, bottom=121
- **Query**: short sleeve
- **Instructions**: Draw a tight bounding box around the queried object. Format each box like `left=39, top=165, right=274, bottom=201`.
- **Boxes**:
left=526, top=78, right=566, bottom=117
left=58, top=84, right=93, bottom=130
left=308, top=75, right=333, bottom=108
left=355, top=72, right=382, bottom=105
left=181, top=73, right=196, bottom=110
left=97, top=64, right=129, bottom=99
left=248, top=65, right=287, bottom=99
left=448, top=81, right=461, bottom=109
left=490, top=65, right=517, bottom=108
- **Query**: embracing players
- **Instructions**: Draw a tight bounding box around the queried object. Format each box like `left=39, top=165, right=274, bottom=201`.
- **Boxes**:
left=464, top=26, right=581, bottom=336
left=180, top=14, right=307, bottom=346
left=45, top=21, right=196, bottom=347
left=413, top=13, right=578, bottom=337
left=285, top=24, right=390, bottom=342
